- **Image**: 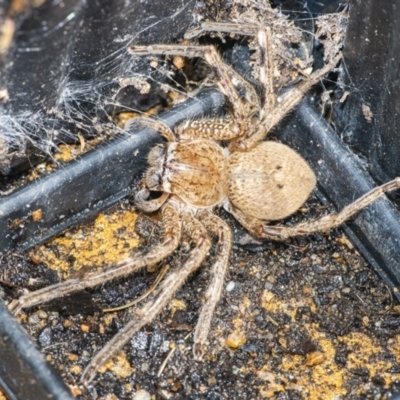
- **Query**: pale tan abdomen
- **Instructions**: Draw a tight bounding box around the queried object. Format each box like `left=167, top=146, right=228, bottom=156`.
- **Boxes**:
left=228, top=141, right=316, bottom=220
left=151, top=139, right=228, bottom=208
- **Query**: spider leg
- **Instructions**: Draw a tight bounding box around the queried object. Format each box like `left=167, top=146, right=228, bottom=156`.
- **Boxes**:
left=8, top=203, right=181, bottom=315
left=258, top=27, right=275, bottom=112
left=193, top=212, right=232, bottom=360
left=81, top=212, right=212, bottom=385
left=131, top=101, right=243, bottom=143
left=185, top=22, right=342, bottom=150
left=231, top=178, right=400, bottom=240
left=175, top=117, right=242, bottom=141
left=184, top=22, right=257, bottom=40
left=186, top=23, right=275, bottom=113
left=185, top=22, right=273, bottom=118
left=129, top=44, right=258, bottom=136
left=234, top=52, right=343, bottom=150
left=127, top=116, right=175, bottom=142
left=184, top=22, right=274, bottom=111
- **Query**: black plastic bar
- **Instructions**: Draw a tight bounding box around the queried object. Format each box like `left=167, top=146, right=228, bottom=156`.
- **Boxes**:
left=333, top=0, right=400, bottom=184
left=0, top=299, right=74, bottom=400
left=0, top=89, right=225, bottom=252
left=280, top=98, right=400, bottom=299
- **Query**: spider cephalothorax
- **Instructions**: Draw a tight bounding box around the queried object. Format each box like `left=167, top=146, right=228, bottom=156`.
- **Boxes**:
left=8, top=20, right=400, bottom=386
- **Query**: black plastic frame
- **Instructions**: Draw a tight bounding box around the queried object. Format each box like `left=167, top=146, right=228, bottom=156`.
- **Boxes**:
left=0, top=301, right=75, bottom=400
left=280, top=98, right=400, bottom=297
left=2, top=0, right=400, bottom=398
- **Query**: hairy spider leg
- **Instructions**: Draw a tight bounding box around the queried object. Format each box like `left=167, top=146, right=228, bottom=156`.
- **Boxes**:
left=81, top=210, right=212, bottom=385
left=130, top=115, right=242, bottom=143
left=231, top=178, right=400, bottom=240
left=129, top=33, right=342, bottom=151
left=128, top=116, right=176, bottom=142
left=185, top=23, right=343, bottom=150
left=258, top=27, right=275, bottom=112
left=129, top=44, right=259, bottom=139
left=183, top=22, right=272, bottom=108
left=9, top=204, right=181, bottom=315
left=183, top=22, right=275, bottom=109
left=175, top=118, right=244, bottom=141
left=236, top=52, right=343, bottom=150
left=193, top=211, right=232, bottom=360
left=184, top=22, right=258, bottom=40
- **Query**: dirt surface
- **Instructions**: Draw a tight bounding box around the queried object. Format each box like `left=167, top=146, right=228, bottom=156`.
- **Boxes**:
left=2, top=190, right=400, bottom=399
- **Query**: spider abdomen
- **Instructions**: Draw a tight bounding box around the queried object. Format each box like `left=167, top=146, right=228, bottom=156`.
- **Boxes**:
left=228, top=141, right=316, bottom=221
left=146, top=139, right=228, bottom=208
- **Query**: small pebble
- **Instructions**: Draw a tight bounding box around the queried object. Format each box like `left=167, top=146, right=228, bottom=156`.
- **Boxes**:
left=28, top=314, right=40, bottom=325
left=264, top=281, right=273, bottom=290
left=172, top=55, right=185, bottom=69
left=232, top=365, right=240, bottom=375
left=31, top=209, right=43, bottom=221
left=141, top=362, right=149, bottom=372
left=125, top=383, right=132, bottom=393
left=305, top=351, right=326, bottom=367
left=133, top=389, right=151, bottom=400
left=160, top=340, right=170, bottom=353
left=69, top=365, right=82, bottom=375
left=69, top=386, right=82, bottom=397
left=226, top=281, right=236, bottom=292
left=67, top=353, right=79, bottom=361
left=36, top=309, right=48, bottom=319
left=131, top=331, right=149, bottom=350
left=38, top=327, right=52, bottom=347
left=98, top=352, right=133, bottom=378
left=312, top=264, right=325, bottom=274
left=226, top=332, right=246, bottom=349
left=64, top=319, right=75, bottom=328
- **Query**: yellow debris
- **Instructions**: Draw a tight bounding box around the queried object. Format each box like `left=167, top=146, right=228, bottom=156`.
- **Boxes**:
left=29, top=209, right=140, bottom=275
left=305, top=351, right=326, bottom=367
left=225, top=331, right=247, bottom=349
left=69, top=365, right=82, bottom=375
left=98, top=351, right=134, bottom=379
